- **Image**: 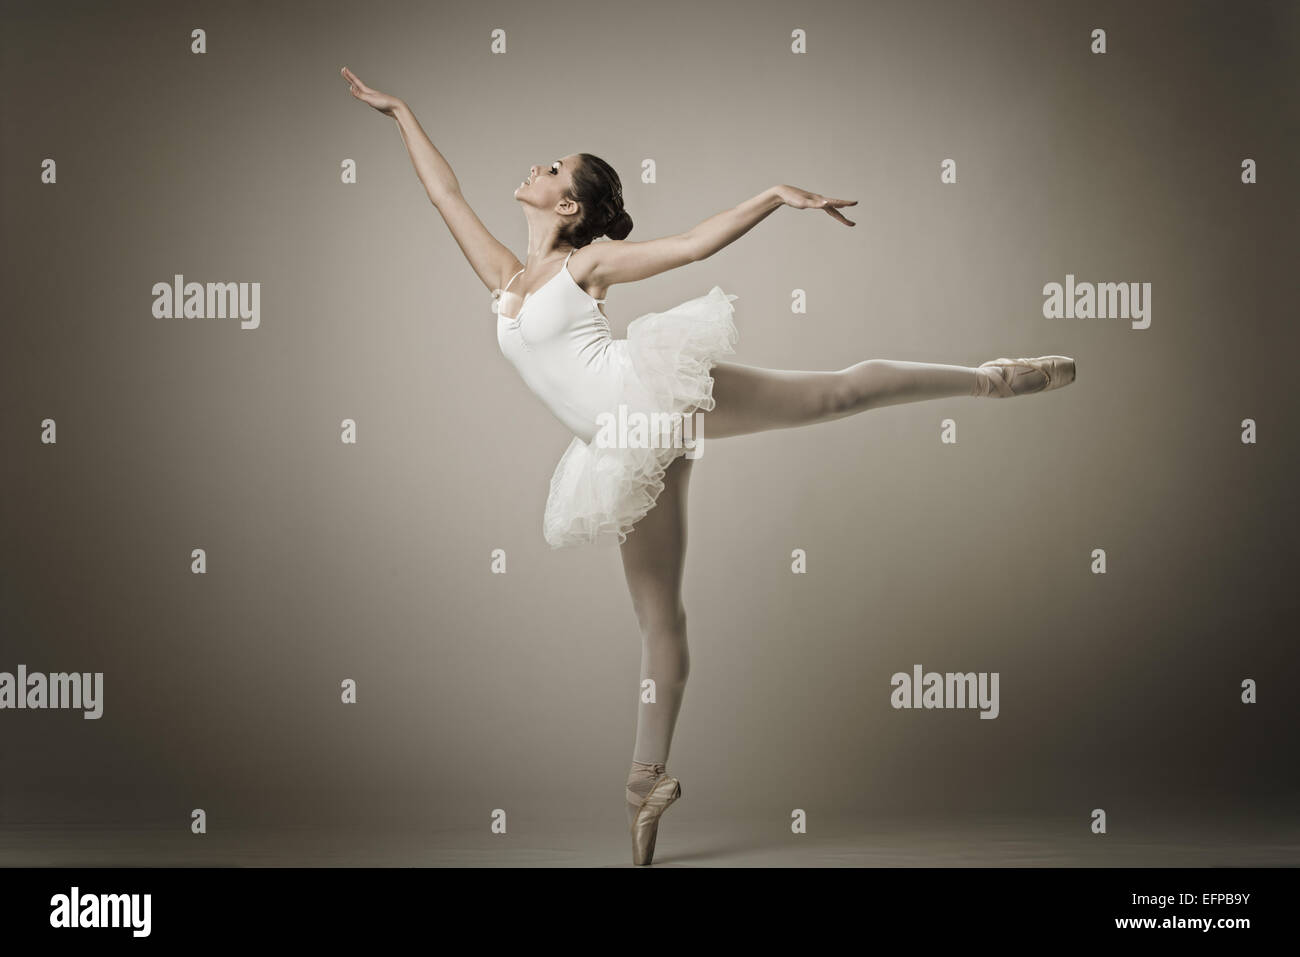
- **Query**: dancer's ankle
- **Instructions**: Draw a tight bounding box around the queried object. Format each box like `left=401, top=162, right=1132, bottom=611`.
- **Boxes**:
left=626, top=760, right=667, bottom=803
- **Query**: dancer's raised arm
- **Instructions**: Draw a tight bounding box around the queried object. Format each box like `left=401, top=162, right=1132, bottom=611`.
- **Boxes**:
left=589, top=185, right=857, bottom=287
left=341, top=67, right=517, bottom=294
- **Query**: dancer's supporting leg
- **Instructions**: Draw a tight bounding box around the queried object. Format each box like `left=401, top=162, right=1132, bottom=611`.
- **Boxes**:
left=619, top=454, right=692, bottom=828
left=702, top=357, right=1057, bottom=438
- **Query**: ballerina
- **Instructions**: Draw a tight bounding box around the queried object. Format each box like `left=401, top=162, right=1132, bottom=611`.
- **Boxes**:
left=342, top=66, right=1076, bottom=865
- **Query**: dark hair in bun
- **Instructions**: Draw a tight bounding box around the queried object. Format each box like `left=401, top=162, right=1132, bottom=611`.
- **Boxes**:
left=559, top=152, right=634, bottom=248
left=603, top=207, right=633, bottom=241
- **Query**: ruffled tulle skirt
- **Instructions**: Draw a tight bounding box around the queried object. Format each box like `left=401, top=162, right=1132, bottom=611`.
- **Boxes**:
left=542, top=286, right=739, bottom=548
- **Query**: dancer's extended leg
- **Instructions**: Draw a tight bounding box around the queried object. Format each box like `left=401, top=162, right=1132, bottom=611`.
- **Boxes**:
left=702, top=355, right=1069, bottom=439
left=619, top=454, right=692, bottom=829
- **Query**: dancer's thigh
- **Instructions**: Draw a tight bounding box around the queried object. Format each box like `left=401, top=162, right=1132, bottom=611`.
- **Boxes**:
left=702, top=361, right=845, bottom=439
left=619, top=454, right=691, bottom=631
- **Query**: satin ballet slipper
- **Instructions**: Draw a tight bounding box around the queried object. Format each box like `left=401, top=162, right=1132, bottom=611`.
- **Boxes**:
left=626, top=774, right=682, bottom=866
left=972, top=355, right=1076, bottom=397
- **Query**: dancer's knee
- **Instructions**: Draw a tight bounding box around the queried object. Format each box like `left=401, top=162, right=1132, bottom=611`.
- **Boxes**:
left=828, top=360, right=882, bottom=415
left=632, top=599, right=686, bottom=638
left=639, top=610, right=690, bottom=681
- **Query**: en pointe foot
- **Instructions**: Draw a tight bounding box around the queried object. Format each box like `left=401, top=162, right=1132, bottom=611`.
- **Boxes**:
left=624, top=761, right=681, bottom=866
left=972, top=355, right=1076, bottom=398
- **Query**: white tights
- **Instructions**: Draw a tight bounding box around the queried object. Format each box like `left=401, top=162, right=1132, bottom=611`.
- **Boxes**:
left=619, top=357, right=994, bottom=815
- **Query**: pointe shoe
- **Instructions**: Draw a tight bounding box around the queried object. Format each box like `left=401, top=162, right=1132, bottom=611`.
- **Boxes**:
left=626, top=770, right=682, bottom=866
left=973, top=355, right=1076, bottom=398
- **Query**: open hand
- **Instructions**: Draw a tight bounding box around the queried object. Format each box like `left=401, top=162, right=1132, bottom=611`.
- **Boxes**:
left=776, top=185, right=857, bottom=226
left=341, top=66, right=404, bottom=116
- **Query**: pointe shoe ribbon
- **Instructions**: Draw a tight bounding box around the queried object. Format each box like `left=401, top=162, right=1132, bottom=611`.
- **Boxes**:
left=625, top=761, right=666, bottom=806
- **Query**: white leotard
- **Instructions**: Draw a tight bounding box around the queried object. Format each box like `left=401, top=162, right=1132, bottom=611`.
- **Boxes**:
left=496, top=249, right=636, bottom=444
left=491, top=248, right=739, bottom=547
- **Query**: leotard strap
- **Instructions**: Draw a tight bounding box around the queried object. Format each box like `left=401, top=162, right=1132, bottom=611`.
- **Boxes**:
left=502, top=265, right=525, bottom=295
left=501, top=249, right=604, bottom=302
left=565, top=248, right=607, bottom=303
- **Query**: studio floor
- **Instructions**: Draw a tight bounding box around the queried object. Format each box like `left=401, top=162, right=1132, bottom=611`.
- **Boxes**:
left=3, top=810, right=1296, bottom=867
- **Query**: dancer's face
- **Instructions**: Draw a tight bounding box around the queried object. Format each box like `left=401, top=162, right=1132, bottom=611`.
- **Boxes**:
left=515, top=152, right=581, bottom=219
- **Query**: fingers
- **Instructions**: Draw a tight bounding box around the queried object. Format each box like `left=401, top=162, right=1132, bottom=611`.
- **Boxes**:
left=816, top=196, right=857, bottom=225
left=341, top=66, right=369, bottom=92
left=341, top=67, right=370, bottom=102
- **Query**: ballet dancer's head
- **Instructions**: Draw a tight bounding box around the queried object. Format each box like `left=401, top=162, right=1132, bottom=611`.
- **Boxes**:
left=514, top=152, right=633, bottom=248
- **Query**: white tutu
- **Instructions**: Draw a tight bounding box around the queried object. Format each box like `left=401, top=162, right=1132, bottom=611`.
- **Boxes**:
left=542, top=286, right=739, bottom=548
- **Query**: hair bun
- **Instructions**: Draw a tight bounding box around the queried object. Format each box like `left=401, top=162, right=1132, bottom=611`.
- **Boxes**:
left=604, top=208, right=633, bottom=241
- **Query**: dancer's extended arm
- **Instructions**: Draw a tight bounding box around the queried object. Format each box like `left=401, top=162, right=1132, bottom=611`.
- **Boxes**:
left=589, top=185, right=857, bottom=287
left=341, top=67, right=517, bottom=295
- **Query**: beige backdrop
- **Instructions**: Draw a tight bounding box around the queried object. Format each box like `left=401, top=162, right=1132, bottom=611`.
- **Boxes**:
left=1, top=0, right=1296, bottom=855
